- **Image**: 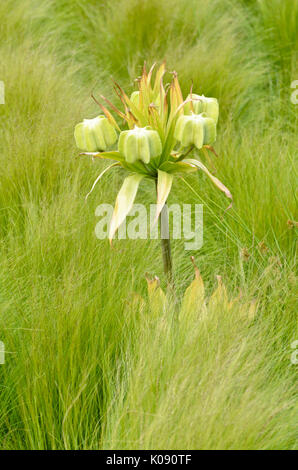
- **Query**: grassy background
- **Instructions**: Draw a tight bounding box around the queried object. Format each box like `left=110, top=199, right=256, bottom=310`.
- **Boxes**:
left=0, top=0, right=297, bottom=449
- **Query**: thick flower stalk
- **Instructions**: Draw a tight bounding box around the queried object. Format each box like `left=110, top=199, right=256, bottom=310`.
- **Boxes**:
left=74, top=63, right=232, bottom=285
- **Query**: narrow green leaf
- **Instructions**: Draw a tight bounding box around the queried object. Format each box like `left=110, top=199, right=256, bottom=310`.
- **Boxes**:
left=109, top=173, right=144, bottom=243
left=85, top=162, right=119, bottom=202
left=183, top=158, right=233, bottom=207
left=113, top=81, right=147, bottom=126
left=155, top=170, right=173, bottom=222
left=153, top=61, right=166, bottom=95
left=159, top=161, right=197, bottom=174
left=79, top=151, right=125, bottom=163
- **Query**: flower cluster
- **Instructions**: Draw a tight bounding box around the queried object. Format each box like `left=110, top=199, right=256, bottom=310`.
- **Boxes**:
left=74, top=63, right=232, bottom=242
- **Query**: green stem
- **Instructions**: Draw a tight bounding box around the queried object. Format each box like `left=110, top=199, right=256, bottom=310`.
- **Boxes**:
left=159, top=202, right=174, bottom=287
left=156, top=180, right=174, bottom=290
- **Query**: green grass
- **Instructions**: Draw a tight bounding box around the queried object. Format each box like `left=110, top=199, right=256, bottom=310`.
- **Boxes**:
left=0, top=0, right=297, bottom=450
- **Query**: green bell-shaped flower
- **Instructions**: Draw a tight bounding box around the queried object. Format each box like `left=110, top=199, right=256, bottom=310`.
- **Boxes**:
left=118, top=126, right=162, bottom=164
left=174, top=113, right=216, bottom=149
left=74, top=115, right=117, bottom=152
left=185, top=94, right=219, bottom=123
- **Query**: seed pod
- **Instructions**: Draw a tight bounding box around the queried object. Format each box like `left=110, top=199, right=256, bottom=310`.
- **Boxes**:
left=174, top=113, right=216, bottom=149
left=74, top=115, right=117, bottom=152
left=118, top=126, right=162, bottom=164
left=185, top=94, right=219, bottom=123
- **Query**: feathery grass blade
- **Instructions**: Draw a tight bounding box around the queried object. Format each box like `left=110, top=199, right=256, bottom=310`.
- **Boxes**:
left=109, top=173, right=144, bottom=243
left=85, top=163, right=119, bottom=202
left=183, top=158, right=233, bottom=208
left=155, top=170, right=173, bottom=223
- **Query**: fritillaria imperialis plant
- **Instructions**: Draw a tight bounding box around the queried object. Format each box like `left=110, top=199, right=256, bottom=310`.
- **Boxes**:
left=74, top=63, right=232, bottom=287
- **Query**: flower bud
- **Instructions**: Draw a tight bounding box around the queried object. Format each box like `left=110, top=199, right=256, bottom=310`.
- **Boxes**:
left=174, top=113, right=216, bottom=149
left=185, top=94, right=219, bottom=123
left=74, top=115, right=117, bottom=152
left=118, top=126, right=162, bottom=164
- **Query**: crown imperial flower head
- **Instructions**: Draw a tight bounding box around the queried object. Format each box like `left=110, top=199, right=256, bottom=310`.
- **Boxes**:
left=118, top=126, right=162, bottom=164
left=174, top=113, right=216, bottom=149
left=74, top=63, right=232, bottom=244
left=74, top=115, right=117, bottom=152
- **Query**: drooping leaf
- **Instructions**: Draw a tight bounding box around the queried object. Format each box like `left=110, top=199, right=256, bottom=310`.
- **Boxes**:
left=201, top=147, right=217, bottom=173
left=155, top=170, right=173, bottom=222
left=85, top=162, right=120, bottom=202
left=109, top=173, right=144, bottom=243
left=183, top=158, right=233, bottom=208
left=79, top=151, right=125, bottom=163
left=159, top=161, right=197, bottom=174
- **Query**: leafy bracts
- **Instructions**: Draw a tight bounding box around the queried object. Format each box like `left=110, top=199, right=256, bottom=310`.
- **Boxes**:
left=74, top=62, right=232, bottom=242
